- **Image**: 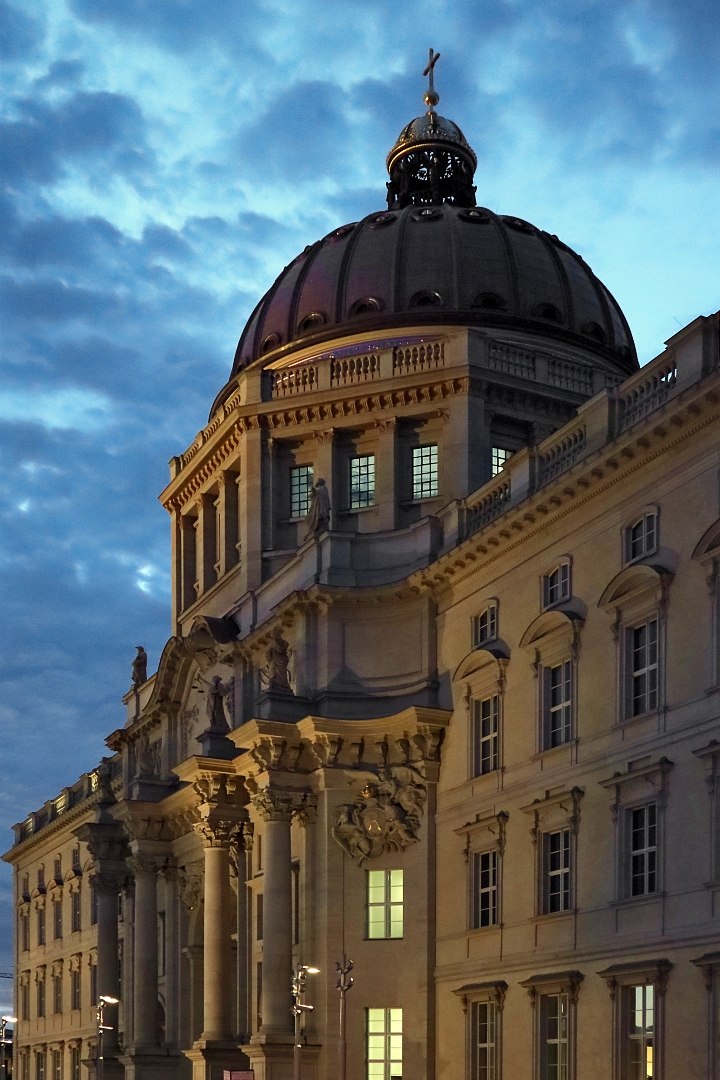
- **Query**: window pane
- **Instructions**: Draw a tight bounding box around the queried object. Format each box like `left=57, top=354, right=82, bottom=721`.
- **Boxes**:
left=491, top=447, right=512, bottom=476
left=350, top=455, right=375, bottom=509
left=290, top=465, right=314, bottom=517
left=412, top=445, right=438, bottom=499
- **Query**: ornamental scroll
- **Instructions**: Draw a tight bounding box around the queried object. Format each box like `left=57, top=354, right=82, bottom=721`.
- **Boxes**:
left=331, top=765, right=427, bottom=864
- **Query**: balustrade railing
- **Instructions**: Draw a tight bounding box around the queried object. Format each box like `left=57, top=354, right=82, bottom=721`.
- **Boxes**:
left=537, top=427, right=586, bottom=485
left=617, top=360, right=678, bottom=431
left=463, top=479, right=511, bottom=540
left=330, top=352, right=381, bottom=385
left=393, top=341, right=445, bottom=374
left=270, top=363, right=320, bottom=397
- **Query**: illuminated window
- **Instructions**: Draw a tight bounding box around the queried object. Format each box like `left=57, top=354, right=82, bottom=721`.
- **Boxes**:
left=367, top=1008, right=402, bottom=1080
left=412, top=445, right=438, bottom=499
left=290, top=466, right=313, bottom=517
left=367, top=870, right=403, bottom=939
left=491, top=447, right=513, bottom=476
left=350, top=455, right=375, bottom=509
left=625, top=985, right=654, bottom=1079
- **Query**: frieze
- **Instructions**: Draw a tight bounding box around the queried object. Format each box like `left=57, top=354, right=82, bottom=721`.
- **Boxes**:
left=332, top=765, right=427, bottom=864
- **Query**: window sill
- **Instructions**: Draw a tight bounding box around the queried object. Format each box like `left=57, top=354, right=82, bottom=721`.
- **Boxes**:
left=363, top=936, right=405, bottom=942
left=617, top=709, right=659, bottom=729
left=623, top=549, right=660, bottom=569
left=467, top=923, right=502, bottom=935
left=339, top=504, right=378, bottom=515
left=400, top=495, right=443, bottom=506
left=531, top=740, right=575, bottom=763
left=531, top=909, right=575, bottom=924
left=609, top=892, right=663, bottom=909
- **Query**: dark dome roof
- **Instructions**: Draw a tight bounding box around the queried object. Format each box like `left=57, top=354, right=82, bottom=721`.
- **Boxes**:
left=230, top=204, right=637, bottom=378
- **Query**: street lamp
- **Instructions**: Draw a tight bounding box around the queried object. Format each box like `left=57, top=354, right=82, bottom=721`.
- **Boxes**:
left=291, top=965, right=319, bottom=1080
left=96, top=995, right=119, bottom=1080
left=1, top=1016, right=17, bottom=1080
left=335, top=955, right=354, bottom=1080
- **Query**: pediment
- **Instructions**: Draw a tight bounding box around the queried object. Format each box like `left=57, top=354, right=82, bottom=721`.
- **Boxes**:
left=693, top=519, right=720, bottom=564
left=598, top=563, right=674, bottom=610
left=454, top=641, right=510, bottom=682
left=519, top=608, right=584, bottom=649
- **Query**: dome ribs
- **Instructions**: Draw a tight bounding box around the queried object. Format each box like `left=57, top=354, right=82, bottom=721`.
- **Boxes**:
left=536, top=229, right=575, bottom=331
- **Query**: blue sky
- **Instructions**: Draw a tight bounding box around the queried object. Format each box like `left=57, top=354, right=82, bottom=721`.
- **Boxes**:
left=2, top=0, right=720, bottom=996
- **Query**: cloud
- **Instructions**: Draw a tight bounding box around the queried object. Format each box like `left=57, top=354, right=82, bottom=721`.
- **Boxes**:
left=0, top=0, right=43, bottom=61
left=0, top=387, right=113, bottom=430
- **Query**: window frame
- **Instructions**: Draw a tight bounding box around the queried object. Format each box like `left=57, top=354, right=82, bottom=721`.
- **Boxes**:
left=411, top=444, right=439, bottom=501
left=540, top=660, right=574, bottom=750
left=454, top=981, right=507, bottom=1080
left=623, top=508, right=659, bottom=566
left=521, top=789, right=582, bottom=920
left=366, top=869, right=404, bottom=940
left=366, top=1006, right=402, bottom=1080
left=471, top=849, right=499, bottom=929
left=542, top=828, right=572, bottom=914
left=625, top=618, right=659, bottom=719
left=70, top=889, right=81, bottom=934
left=600, top=757, right=672, bottom=904
left=473, top=601, right=499, bottom=649
left=472, top=694, right=500, bottom=777
left=598, top=959, right=671, bottom=1080
left=349, top=454, right=376, bottom=510
left=520, top=971, right=583, bottom=1080
left=459, top=812, right=507, bottom=933
left=542, top=560, right=572, bottom=611
left=289, top=464, right=314, bottom=519
left=491, top=447, right=514, bottom=477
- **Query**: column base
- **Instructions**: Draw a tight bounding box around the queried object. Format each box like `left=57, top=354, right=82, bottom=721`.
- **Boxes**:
left=83, top=1055, right=125, bottom=1080
left=245, top=1037, right=320, bottom=1080
left=184, top=1039, right=251, bottom=1080
left=120, top=1046, right=185, bottom=1079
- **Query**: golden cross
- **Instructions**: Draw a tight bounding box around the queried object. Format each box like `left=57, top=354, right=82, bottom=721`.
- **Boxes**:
left=423, top=48, right=441, bottom=110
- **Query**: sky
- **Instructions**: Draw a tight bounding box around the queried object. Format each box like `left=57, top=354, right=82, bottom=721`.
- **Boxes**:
left=3, top=0, right=720, bottom=999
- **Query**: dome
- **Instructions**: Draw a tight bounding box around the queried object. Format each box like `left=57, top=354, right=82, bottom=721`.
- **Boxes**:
left=227, top=204, right=637, bottom=380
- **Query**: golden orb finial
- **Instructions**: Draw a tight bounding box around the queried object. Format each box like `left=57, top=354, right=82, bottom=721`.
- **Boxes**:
left=422, top=48, right=440, bottom=111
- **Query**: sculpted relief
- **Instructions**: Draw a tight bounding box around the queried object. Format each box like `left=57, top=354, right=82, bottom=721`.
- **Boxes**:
left=332, top=765, right=428, bottom=864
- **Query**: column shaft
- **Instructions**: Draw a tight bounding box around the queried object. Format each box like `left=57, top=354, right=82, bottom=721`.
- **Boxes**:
left=96, top=886, right=120, bottom=1055
left=202, top=843, right=233, bottom=1041
left=260, top=816, right=293, bottom=1034
left=133, top=867, right=159, bottom=1046
left=235, top=848, right=250, bottom=1041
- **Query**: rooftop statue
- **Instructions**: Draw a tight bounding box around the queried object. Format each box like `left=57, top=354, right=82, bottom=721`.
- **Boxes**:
left=131, top=645, right=148, bottom=688
left=305, top=478, right=331, bottom=538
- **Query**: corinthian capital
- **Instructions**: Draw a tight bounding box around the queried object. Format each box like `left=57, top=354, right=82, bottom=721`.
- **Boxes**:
left=193, top=818, right=242, bottom=848
left=127, top=855, right=162, bottom=877
left=252, top=788, right=317, bottom=824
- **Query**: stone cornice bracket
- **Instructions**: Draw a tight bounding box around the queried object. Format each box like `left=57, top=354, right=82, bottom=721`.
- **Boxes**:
left=520, top=970, right=584, bottom=1007
left=251, top=787, right=317, bottom=824
left=313, top=427, right=335, bottom=445
left=455, top=810, right=509, bottom=861
left=452, top=980, right=508, bottom=1015
left=520, top=787, right=584, bottom=839
left=691, top=952, right=720, bottom=993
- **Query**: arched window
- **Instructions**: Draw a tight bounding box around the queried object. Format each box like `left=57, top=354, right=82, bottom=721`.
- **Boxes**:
left=542, top=558, right=572, bottom=610
left=473, top=601, right=498, bottom=647
left=623, top=508, right=658, bottom=565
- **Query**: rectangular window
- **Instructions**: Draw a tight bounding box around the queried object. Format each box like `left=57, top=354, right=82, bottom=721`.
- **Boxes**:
left=290, top=465, right=314, bottom=517
left=412, top=445, right=438, bottom=500
left=90, top=885, right=98, bottom=925
left=35, top=1051, right=45, bottom=1080
left=544, top=564, right=570, bottom=607
left=53, top=857, right=61, bottom=880
left=631, top=621, right=658, bottom=716
left=256, top=961, right=263, bottom=1031
left=472, top=695, right=499, bottom=776
left=624, top=984, right=654, bottom=1079
left=471, top=850, right=498, bottom=929
left=491, top=447, right=513, bottom=476
left=541, top=994, right=569, bottom=1080
left=471, top=1000, right=497, bottom=1080
left=474, top=604, right=498, bottom=647
left=71, top=891, right=81, bottom=933
left=38, top=868, right=45, bottom=890
left=53, top=899, right=62, bottom=939
left=90, top=962, right=98, bottom=1007
left=543, top=830, right=571, bottom=914
left=367, top=870, right=403, bottom=940
left=543, top=662, right=572, bottom=749
left=70, top=969, right=81, bottom=1011
left=21, top=913, right=30, bottom=951
left=71, top=847, right=80, bottom=871
left=367, top=1008, right=402, bottom=1080
left=37, top=907, right=45, bottom=946
left=21, top=1051, right=30, bottom=1080
left=70, top=1047, right=80, bottom=1080
left=629, top=804, right=657, bottom=897
left=21, top=979, right=29, bottom=1020
left=158, top=910, right=166, bottom=977
left=53, top=972, right=62, bottom=1014
left=52, top=1049, right=61, bottom=1080
left=350, top=455, right=375, bottom=509
left=37, top=977, right=45, bottom=1018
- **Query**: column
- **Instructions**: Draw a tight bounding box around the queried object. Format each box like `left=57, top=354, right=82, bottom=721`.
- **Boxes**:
left=170, top=510, right=183, bottom=633
left=252, top=790, right=294, bottom=1036
left=128, top=857, right=160, bottom=1047
left=180, top=511, right=197, bottom=613
left=216, top=470, right=239, bottom=577
left=196, top=493, right=217, bottom=596
left=234, top=846, right=250, bottom=1042
left=195, top=822, right=236, bottom=1042
left=95, top=877, right=122, bottom=1056
left=239, top=424, right=263, bottom=593
left=374, top=417, right=398, bottom=531
left=161, top=867, right=180, bottom=1048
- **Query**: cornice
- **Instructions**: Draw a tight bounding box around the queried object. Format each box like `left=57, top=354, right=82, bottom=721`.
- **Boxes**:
left=413, top=375, right=720, bottom=598
left=2, top=795, right=102, bottom=864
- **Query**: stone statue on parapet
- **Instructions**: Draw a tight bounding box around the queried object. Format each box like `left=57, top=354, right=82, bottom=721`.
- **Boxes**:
left=131, top=645, right=148, bottom=688
left=305, top=478, right=331, bottom=537
left=194, top=672, right=233, bottom=732
left=263, top=627, right=293, bottom=694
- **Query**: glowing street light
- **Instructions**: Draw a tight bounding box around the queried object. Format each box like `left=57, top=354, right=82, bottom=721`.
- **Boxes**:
left=96, top=995, right=119, bottom=1080
left=292, top=966, right=319, bottom=1080
left=1, top=1016, right=18, bottom=1080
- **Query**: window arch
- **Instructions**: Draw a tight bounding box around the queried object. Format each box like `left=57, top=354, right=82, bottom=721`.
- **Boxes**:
left=541, top=557, right=572, bottom=610
left=473, top=600, right=499, bottom=648
left=623, top=506, right=659, bottom=565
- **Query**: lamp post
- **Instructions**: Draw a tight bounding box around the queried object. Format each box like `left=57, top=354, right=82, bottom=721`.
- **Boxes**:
left=291, top=965, right=319, bottom=1080
left=335, top=955, right=354, bottom=1080
left=1, top=1016, right=17, bottom=1080
left=96, top=994, right=119, bottom=1080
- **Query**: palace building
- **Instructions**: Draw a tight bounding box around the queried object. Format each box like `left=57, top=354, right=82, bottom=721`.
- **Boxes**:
left=5, top=61, right=720, bottom=1080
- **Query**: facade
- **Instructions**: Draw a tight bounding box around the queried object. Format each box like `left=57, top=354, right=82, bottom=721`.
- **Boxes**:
left=5, top=74, right=720, bottom=1080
